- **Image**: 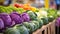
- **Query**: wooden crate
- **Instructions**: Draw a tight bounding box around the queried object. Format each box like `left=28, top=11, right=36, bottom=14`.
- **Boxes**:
left=33, top=20, right=55, bottom=34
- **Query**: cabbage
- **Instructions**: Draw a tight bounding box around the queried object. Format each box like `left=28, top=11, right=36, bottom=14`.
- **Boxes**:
left=10, top=12, right=23, bottom=24
left=27, top=11, right=37, bottom=20
left=30, top=21, right=39, bottom=30
left=0, top=18, right=4, bottom=29
left=36, top=10, right=47, bottom=19
left=5, top=28, right=20, bottom=34
left=10, top=21, right=16, bottom=27
left=10, top=12, right=19, bottom=15
left=0, top=13, right=12, bottom=26
left=23, top=22, right=35, bottom=32
left=22, top=12, right=30, bottom=22
left=57, top=10, right=60, bottom=16
left=14, top=24, right=29, bottom=34
left=47, top=9, right=57, bottom=18
left=55, top=17, right=60, bottom=27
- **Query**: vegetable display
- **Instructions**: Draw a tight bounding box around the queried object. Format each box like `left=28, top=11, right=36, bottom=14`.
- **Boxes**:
left=0, top=3, right=58, bottom=34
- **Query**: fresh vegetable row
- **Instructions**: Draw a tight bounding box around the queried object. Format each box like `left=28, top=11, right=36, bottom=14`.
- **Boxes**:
left=0, top=6, right=25, bottom=14
left=0, top=3, right=39, bottom=14
left=0, top=11, right=43, bottom=34
left=0, top=12, right=30, bottom=29
left=0, top=3, right=59, bottom=34
left=0, top=10, right=57, bottom=34
left=4, top=20, right=43, bottom=34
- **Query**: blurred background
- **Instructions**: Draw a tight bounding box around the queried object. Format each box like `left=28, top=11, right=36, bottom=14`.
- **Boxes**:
left=0, top=0, right=60, bottom=10
left=0, top=0, right=60, bottom=9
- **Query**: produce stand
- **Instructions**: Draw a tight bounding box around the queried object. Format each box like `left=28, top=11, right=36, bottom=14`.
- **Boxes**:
left=0, top=0, right=58, bottom=34
left=33, top=20, right=55, bottom=34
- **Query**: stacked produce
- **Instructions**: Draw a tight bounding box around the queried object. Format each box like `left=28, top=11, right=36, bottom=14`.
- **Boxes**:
left=0, top=3, right=58, bottom=34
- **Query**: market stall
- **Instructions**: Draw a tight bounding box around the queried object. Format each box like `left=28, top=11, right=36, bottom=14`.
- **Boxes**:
left=0, top=0, right=60, bottom=34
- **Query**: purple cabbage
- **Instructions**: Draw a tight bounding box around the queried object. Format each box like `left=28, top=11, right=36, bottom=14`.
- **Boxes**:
left=55, top=17, right=60, bottom=27
left=0, top=18, right=4, bottom=29
left=10, top=21, right=15, bottom=27
left=21, top=12, right=30, bottom=22
left=0, top=13, right=12, bottom=26
left=11, top=11, right=19, bottom=15
left=10, top=12, right=23, bottom=24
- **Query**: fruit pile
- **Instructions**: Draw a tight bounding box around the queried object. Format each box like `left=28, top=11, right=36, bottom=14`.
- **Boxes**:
left=0, top=3, right=59, bottom=34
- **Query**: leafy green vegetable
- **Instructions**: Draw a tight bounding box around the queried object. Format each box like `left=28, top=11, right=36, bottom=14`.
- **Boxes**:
left=14, top=24, right=29, bottom=34
left=48, top=16, right=54, bottom=22
left=27, top=11, right=37, bottom=20
left=30, top=21, right=39, bottom=30
left=37, top=19, right=43, bottom=28
left=23, top=22, right=35, bottom=32
left=5, top=28, right=20, bottom=34
left=41, top=17, right=48, bottom=25
left=47, top=8, right=57, bottom=18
